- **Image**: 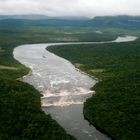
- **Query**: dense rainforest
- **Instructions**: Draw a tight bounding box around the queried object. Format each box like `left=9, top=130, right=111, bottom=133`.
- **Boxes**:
left=0, top=16, right=140, bottom=140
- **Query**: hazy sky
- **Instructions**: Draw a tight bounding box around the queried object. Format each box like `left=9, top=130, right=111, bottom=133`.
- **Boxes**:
left=0, top=0, right=140, bottom=17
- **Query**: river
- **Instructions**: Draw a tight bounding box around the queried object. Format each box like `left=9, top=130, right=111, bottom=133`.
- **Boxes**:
left=13, top=36, right=137, bottom=140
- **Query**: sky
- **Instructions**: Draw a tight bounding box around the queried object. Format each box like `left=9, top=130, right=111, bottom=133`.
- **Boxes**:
left=0, top=0, right=140, bottom=17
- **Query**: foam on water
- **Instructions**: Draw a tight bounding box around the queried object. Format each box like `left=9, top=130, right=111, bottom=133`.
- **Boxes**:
left=113, top=35, right=138, bottom=42
left=41, top=88, right=94, bottom=107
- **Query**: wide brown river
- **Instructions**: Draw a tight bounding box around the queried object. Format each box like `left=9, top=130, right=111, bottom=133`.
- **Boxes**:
left=13, top=36, right=137, bottom=140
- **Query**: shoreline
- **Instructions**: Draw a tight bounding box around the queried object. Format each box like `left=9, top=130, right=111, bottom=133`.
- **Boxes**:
left=84, top=115, right=116, bottom=140
left=71, top=63, right=114, bottom=140
left=16, top=70, right=32, bottom=80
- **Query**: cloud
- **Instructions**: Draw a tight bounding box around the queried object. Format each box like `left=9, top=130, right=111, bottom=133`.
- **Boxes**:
left=0, top=0, right=140, bottom=17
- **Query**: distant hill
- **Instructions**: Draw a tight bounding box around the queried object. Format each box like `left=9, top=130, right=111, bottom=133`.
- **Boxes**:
left=87, top=16, right=140, bottom=29
left=0, top=15, right=140, bottom=29
left=0, top=15, right=89, bottom=20
left=0, top=15, right=50, bottom=20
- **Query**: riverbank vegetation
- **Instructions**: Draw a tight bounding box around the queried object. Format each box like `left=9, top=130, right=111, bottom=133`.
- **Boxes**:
left=48, top=38, right=140, bottom=140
